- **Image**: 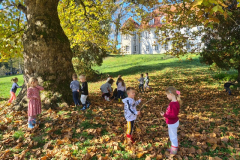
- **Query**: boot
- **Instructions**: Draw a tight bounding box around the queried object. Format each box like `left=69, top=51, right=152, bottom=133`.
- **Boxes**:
left=81, top=105, right=87, bottom=111
left=86, top=101, right=91, bottom=108
left=118, top=98, right=121, bottom=103
left=168, top=146, right=178, bottom=155
left=28, top=120, right=34, bottom=129
left=126, top=134, right=135, bottom=144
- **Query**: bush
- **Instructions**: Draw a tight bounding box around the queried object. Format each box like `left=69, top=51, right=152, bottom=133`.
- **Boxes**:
left=213, top=73, right=238, bottom=81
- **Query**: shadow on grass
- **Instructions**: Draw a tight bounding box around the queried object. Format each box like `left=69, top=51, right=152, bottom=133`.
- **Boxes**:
left=105, top=58, right=205, bottom=77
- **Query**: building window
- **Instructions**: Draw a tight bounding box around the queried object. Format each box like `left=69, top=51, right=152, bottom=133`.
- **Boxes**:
left=165, top=43, right=168, bottom=50
left=124, top=34, right=129, bottom=40
left=154, top=32, right=158, bottom=39
left=154, top=45, right=158, bottom=51
left=146, top=45, right=150, bottom=51
left=160, top=16, right=166, bottom=24
left=149, top=18, right=154, bottom=25
left=145, top=32, right=150, bottom=39
left=126, top=46, right=129, bottom=51
left=133, top=32, right=136, bottom=40
left=186, top=42, right=190, bottom=49
left=134, top=45, right=137, bottom=52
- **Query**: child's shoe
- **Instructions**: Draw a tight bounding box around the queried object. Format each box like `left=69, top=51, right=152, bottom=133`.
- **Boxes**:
left=105, top=97, right=110, bottom=101
left=81, top=105, right=87, bottom=111
left=28, top=120, right=34, bottom=129
left=126, top=134, right=135, bottom=144
left=86, top=102, right=91, bottom=108
left=168, top=146, right=178, bottom=155
left=118, top=98, right=121, bottom=103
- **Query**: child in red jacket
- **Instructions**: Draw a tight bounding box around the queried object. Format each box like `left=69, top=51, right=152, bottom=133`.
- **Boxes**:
left=160, top=86, right=181, bottom=155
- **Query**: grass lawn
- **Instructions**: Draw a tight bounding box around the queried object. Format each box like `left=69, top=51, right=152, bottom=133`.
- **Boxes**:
left=0, top=74, right=24, bottom=100
left=0, top=54, right=239, bottom=159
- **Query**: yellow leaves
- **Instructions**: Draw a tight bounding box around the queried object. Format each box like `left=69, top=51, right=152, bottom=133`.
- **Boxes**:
left=137, top=151, right=148, bottom=158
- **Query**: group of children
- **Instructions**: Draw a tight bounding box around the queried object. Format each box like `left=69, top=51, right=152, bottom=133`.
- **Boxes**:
left=7, top=73, right=237, bottom=155
left=100, top=73, right=151, bottom=102
left=70, top=74, right=91, bottom=110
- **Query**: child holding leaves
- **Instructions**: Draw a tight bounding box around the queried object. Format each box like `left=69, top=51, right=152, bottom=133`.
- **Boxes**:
left=8, top=77, right=22, bottom=105
left=122, top=87, right=141, bottom=143
left=27, top=77, right=44, bottom=129
left=160, top=86, right=181, bottom=155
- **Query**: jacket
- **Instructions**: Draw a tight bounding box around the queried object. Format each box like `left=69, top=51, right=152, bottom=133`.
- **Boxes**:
left=122, top=97, right=141, bottom=121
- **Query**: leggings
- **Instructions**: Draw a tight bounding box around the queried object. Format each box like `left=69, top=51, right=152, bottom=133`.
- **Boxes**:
left=126, top=121, right=135, bottom=135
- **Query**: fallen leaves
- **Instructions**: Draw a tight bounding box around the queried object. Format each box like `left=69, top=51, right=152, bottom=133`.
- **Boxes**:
left=0, top=67, right=240, bottom=159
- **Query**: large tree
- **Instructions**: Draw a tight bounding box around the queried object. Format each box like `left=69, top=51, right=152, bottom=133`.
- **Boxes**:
left=200, top=8, right=240, bottom=82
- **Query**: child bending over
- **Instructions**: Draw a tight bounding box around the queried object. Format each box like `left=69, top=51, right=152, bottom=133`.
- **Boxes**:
left=100, top=79, right=114, bottom=101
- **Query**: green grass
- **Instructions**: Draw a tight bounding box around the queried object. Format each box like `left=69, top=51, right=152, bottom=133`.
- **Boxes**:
left=93, top=54, right=204, bottom=77
left=0, top=74, right=24, bottom=99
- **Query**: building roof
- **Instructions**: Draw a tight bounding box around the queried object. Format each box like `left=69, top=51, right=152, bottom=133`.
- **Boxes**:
left=120, top=17, right=140, bottom=30
left=121, top=3, right=198, bottom=30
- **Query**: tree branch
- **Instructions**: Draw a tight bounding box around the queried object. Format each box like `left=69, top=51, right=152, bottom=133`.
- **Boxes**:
left=78, top=0, right=89, bottom=21
left=12, top=2, right=27, bottom=14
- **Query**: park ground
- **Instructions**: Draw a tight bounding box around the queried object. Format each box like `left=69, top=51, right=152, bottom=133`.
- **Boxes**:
left=0, top=54, right=240, bottom=159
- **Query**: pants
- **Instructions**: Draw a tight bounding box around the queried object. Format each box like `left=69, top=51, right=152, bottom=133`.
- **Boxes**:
left=8, top=91, right=16, bottom=103
left=139, top=84, right=144, bottom=92
left=144, top=82, right=150, bottom=89
left=117, top=90, right=124, bottom=99
left=224, top=87, right=231, bottom=95
left=102, top=93, right=110, bottom=98
left=168, top=120, right=179, bottom=147
left=126, top=121, right=135, bottom=135
left=80, top=95, right=88, bottom=105
left=72, top=91, right=80, bottom=105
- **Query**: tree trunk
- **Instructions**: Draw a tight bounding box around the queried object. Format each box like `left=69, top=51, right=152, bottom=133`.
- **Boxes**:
left=15, top=0, right=75, bottom=110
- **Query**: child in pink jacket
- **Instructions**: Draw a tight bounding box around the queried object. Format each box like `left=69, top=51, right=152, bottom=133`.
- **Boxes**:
left=160, top=86, right=181, bottom=155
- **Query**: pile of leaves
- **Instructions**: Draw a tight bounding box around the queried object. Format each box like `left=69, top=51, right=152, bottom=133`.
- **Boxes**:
left=0, top=67, right=240, bottom=160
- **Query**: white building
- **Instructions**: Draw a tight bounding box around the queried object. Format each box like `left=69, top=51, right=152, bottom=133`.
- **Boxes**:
left=120, top=9, right=204, bottom=55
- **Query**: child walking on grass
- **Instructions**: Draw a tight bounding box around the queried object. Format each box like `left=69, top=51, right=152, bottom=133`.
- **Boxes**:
left=137, top=74, right=144, bottom=93
left=100, top=79, right=114, bottom=101
left=160, top=86, right=181, bottom=155
left=8, top=77, right=22, bottom=105
left=79, top=75, right=91, bottom=110
left=27, top=77, right=44, bottom=129
left=70, top=74, right=81, bottom=107
left=122, top=87, right=141, bottom=143
left=117, top=77, right=126, bottom=102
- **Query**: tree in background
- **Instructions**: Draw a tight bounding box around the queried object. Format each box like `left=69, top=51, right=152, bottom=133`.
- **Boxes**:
left=200, top=6, right=240, bottom=82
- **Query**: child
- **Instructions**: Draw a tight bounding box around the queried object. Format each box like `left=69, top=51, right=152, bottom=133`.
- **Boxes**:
left=144, top=73, right=151, bottom=91
left=160, top=86, right=181, bottom=155
left=116, top=75, right=122, bottom=85
left=224, top=80, right=235, bottom=95
left=117, top=78, right=126, bottom=102
left=8, top=77, right=22, bottom=104
left=27, top=77, right=44, bottom=129
left=100, top=79, right=114, bottom=101
left=110, top=88, right=118, bottom=100
left=137, top=74, right=144, bottom=93
left=70, top=74, right=81, bottom=107
left=122, top=87, right=141, bottom=143
left=106, top=75, right=112, bottom=83
left=79, top=75, right=91, bottom=110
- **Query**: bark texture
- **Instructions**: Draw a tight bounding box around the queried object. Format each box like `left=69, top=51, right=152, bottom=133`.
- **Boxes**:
left=15, top=0, right=75, bottom=110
